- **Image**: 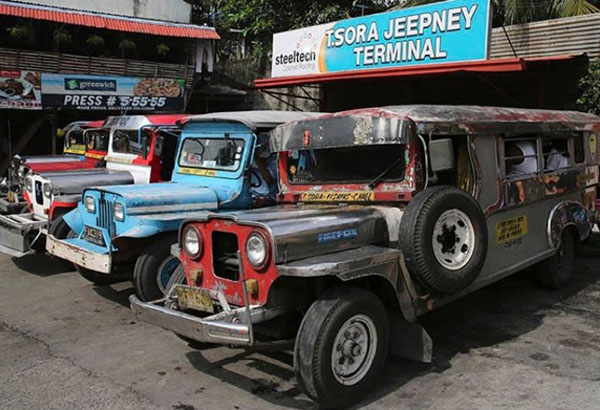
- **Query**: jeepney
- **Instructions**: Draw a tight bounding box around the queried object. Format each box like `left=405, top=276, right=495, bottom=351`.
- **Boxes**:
left=130, top=106, right=600, bottom=408
left=0, top=114, right=184, bottom=257
left=46, top=111, right=321, bottom=300
left=0, top=119, right=106, bottom=214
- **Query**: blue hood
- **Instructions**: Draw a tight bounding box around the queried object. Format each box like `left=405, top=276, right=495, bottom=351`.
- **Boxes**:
left=94, top=182, right=221, bottom=214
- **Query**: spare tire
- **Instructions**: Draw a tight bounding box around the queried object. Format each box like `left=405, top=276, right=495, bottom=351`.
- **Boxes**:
left=399, top=186, right=487, bottom=295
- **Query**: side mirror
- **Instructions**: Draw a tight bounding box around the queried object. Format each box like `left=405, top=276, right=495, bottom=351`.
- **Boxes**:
left=429, top=139, right=455, bottom=172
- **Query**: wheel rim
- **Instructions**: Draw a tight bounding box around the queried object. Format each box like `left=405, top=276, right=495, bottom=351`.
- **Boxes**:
left=331, top=314, right=377, bottom=386
left=157, top=256, right=180, bottom=294
left=432, top=209, right=475, bottom=271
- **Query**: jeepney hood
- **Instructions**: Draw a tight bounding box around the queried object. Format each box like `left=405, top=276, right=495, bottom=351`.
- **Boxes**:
left=208, top=204, right=401, bottom=263
left=94, top=182, right=220, bottom=211
left=26, top=157, right=99, bottom=174
left=21, top=155, right=81, bottom=164
left=44, top=169, right=134, bottom=196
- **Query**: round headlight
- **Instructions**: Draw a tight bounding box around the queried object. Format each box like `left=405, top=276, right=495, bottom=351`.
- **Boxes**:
left=182, top=225, right=203, bottom=259
left=246, top=232, right=269, bottom=269
left=84, top=196, right=95, bottom=213
left=113, top=202, right=124, bottom=221
left=43, top=183, right=52, bottom=198
left=24, top=177, right=33, bottom=193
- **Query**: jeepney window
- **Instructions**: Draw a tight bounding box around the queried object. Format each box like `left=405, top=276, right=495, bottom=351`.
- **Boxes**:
left=179, top=137, right=245, bottom=172
left=542, top=137, right=569, bottom=171
left=574, top=133, right=585, bottom=164
left=85, top=129, right=109, bottom=152
left=504, top=138, right=539, bottom=178
left=65, top=130, right=85, bottom=150
left=112, top=129, right=149, bottom=158
left=286, top=144, right=405, bottom=184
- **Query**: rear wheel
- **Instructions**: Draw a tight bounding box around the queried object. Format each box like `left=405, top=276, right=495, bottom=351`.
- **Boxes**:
left=133, top=234, right=179, bottom=301
left=294, top=287, right=389, bottom=409
left=535, top=230, right=575, bottom=289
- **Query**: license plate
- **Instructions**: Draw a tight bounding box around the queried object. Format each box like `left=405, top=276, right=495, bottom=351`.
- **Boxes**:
left=83, top=226, right=105, bottom=246
left=176, top=286, right=214, bottom=313
left=7, top=191, right=16, bottom=202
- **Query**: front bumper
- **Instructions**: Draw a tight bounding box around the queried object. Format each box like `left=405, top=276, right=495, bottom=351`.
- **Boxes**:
left=130, top=294, right=254, bottom=345
left=0, top=212, right=46, bottom=257
left=46, top=234, right=112, bottom=273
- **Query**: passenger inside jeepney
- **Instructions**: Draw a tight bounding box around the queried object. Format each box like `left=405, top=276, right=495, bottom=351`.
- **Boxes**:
left=506, top=141, right=538, bottom=177
left=545, top=139, right=569, bottom=171
left=250, top=133, right=277, bottom=206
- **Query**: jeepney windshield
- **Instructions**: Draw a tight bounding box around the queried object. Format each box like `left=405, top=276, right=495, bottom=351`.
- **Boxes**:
left=112, top=129, right=151, bottom=158
left=179, top=137, right=245, bottom=172
left=65, top=129, right=86, bottom=151
left=286, top=144, right=406, bottom=184
left=84, top=129, right=109, bottom=152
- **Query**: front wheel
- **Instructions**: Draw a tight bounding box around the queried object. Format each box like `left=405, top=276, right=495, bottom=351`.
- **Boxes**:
left=133, top=234, right=179, bottom=301
left=294, top=287, right=389, bottom=409
left=535, top=230, right=575, bottom=289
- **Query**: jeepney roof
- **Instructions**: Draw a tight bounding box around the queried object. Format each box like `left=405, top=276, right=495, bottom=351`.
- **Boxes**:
left=103, top=114, right=187, bottom=130
left=271, top=105, right=600, bottom=152
left=63, top=120, right=104, bottom=133
left=182, top=110, right=323, bottom=131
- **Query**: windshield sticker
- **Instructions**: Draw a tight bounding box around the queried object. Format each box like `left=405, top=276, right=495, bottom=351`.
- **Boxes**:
left=106, top=156, right=133, bottom=164
left=85, top=152, right=105, bottom=159
left=64, top=147, right=85, bottom=155
left=496, top=215, right=528, bottom=244
left=318, top=228, right=358, bottom=244
left=301, top=191, right=375, bottom=202
left=179, top=167, right=217, bottom=177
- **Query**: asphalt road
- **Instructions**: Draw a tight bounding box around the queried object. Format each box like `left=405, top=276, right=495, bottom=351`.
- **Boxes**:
left=1, top=237, right=599, bottom=410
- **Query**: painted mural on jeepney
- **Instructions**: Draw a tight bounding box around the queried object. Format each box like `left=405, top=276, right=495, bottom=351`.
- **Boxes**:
left=503, top=169, right=590, bottom=207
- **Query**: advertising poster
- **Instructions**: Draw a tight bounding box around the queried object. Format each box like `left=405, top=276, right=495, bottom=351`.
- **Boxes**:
left=271, top=0, right=491, bottom=78
left=41, top=73, right=185, bottom=111
left=0, top=70, right=42, bottom=110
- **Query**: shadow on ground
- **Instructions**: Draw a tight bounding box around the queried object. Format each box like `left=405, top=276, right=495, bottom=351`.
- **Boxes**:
left=10, top=252, right=73, bottom=277
left=186, top=236, right=600, bottom=409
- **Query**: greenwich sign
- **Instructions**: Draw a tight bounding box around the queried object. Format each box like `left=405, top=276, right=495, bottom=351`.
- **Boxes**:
left=271, top=0, right=491, bottom=78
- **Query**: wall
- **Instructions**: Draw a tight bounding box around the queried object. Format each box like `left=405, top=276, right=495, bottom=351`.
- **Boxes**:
left=12, top=0, right=192, bottom=23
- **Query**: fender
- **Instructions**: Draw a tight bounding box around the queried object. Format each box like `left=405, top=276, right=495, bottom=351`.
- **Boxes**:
left=49, top=195, right=80, bottom=221
left=63, top=208, right=84, bottom=234
left=547, top=200, right=591, bottom=248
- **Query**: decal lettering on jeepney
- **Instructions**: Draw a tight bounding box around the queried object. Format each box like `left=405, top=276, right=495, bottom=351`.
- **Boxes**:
left=300, top=191, right=375, bottom=202
left=590, top=134, right=597, bottom=157
left=178, top=167, right=217, bottom=177
left=85, top=152, right=105, bottom=159
left=317, top=228, right=358, bottom=244
left=64, top=147, right=85, bottom=155
left=496, top=215, right=528, bottom=244
left=105, top=156, right=133, bottom=164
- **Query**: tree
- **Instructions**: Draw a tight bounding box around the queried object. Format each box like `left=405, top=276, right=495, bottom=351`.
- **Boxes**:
left=578, top=60, right=600, bottom=115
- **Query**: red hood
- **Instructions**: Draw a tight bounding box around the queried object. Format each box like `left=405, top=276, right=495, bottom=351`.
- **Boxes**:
left=27, top=156, right=103, bottom=173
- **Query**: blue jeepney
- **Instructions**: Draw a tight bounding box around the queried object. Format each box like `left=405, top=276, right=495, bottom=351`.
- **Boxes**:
left=46, top=111, right=320, bottom=301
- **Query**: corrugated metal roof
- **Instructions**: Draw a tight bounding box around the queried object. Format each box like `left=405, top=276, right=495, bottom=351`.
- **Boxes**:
left=490, top=13, right=600, bottom=59
left=0, top=0, right=220, bottom=40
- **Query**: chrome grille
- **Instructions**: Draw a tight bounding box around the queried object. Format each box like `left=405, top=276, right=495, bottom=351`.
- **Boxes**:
left=96, top=194, right=116, bottom=238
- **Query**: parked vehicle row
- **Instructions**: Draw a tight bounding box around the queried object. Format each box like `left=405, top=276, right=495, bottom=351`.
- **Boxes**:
left=3, top=106, right=600, bottom=409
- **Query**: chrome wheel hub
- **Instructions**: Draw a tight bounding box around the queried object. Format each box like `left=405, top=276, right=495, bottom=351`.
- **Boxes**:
left=331, top=314, right=377, bottom=386
left=432, top=209, right=475, bottom=270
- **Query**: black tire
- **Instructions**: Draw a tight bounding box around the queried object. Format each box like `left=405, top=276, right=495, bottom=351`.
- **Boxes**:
left=535, top=230, right=575, bottom=289
left=49, top=214, right=72, bottom=239
left=133, top=234, right=179, bottom=302
left=399, top=186, right=488, bottom=295
left=294, top=287, right=389, bottom=409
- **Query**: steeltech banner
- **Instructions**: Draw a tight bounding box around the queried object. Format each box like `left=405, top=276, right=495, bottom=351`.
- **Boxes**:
left=271, top=0, right=491, bottom=78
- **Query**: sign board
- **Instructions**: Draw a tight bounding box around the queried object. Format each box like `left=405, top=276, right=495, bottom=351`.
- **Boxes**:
left=41, top=73, right=185, bottom=111
left=271, top=0, right=491, bottom=78
left=0, top=70, right=42, bottom=110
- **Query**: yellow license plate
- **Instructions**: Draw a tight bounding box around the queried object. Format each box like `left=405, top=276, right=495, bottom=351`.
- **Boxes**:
left=176, top=286, right=214, bottom=313
left=7, top=191, right=15, bottom=202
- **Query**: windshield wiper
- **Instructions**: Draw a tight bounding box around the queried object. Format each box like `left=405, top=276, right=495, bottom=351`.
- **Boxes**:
left=366, top=157, right=404, bottom=190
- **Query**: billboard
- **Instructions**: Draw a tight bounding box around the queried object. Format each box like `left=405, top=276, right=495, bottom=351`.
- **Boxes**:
left=41, top=73, right=185, bottom=111
left=271, top=0, right=491, bottom=78
left=0, top=70, right=42, bottom=110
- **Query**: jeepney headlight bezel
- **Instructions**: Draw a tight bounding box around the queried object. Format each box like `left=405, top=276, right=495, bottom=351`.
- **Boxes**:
left=84, top=196, right=96, bottom=213
left=42, top=182, right=52, bottom=198
left=113, top=202, right=124, bottom=221
left=182, top=225, right=203, bottom=260
left=245, top=231, right=270, bottom=270
left=24, top=176, right=33, bottom=193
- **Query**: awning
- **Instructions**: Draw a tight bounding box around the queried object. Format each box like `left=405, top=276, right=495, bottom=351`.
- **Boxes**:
left=0, top=1, right=220, bottom=40
left=254, top=56, right=576, bottom=89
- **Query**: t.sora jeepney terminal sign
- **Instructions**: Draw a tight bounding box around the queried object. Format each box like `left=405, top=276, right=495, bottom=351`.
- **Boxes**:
left=271, top=0, right=491, bottom=78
